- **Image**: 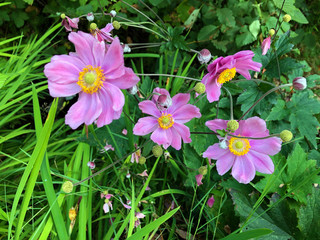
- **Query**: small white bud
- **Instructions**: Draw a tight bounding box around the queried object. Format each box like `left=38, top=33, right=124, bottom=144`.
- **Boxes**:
left=123, top=44, right=131, bottom=53
left=110, top=10, right=117, bottom=17
left=86, top=12, right=94, bottom=22
left=197, top=49, right=212, bottom=64
left=219, top=139, right=228, bottom=149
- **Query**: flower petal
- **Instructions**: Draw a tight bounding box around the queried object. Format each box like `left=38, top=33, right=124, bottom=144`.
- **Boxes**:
left=172, top=123, right=191, bottom=143
left=195, top=174, right=203, bottom=186
left=151, top=127, right=171, bottom=147
left=102, top=37, right=125, bottom=77
left=96, top=87, right=116, bottom=127
left=152, top=87, right=170, bottom=103
left=168, top=93, right=190, bottom=113
left=92, top=40, right=106, bottom=66
left=216, top=151, right=236, bottom=175
left=247, top=150, right=274, bottom=174
left=47, top=81, right=80, bottom=97
left=133, top=117, right=158, bottom=135
left=238, top=117, right=268, bottom=138
left=103, top=82, right=125, bottom=111
left=203, top=143, right=229, bottom=160
left=231, top=156, right=256, bottom=184
left=206, top=78, right=222, bottom=103
left=162, top=128, right=173, bottom=149
left=250, top=137, right=282, bottom=156
left=107, top=67, right=140, bottom=89
left=138, top=100, right=161, bottom=118
left=205, top=119, right=228, bottom=132
left=68, top=31, right=96, bottom=64
left=65, top=92, right=102, bottom=129
left=170, top=127, right=182, bottom=150
left=171, top=104, right=201, bottom=123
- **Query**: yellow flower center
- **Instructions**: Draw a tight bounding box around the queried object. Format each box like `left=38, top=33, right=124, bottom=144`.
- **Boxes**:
left=217, top=67, right=236, bottom=84
left=78, top=65, right=105, bottom=94
left=229, top=136, right=251, bottom=156
left=158, top=113, right=174, bottom=130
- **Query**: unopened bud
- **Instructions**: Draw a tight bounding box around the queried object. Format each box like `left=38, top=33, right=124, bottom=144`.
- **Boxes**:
left=87, top=161, right=96, bottom=170
left=90, top=23, right=98, bottom=30
left=199, top=166, right=207, bottom=176
left=268, top=29, right=275, bottom=36
left=62, top=181, right=73, bottom=193
left=127, top=85, right=138, bottom=95
left=280, top=130, right=293, bottom=142
left=112, top=21, right=121, bottom=30
left=60, top=13, right=66, bottom=19
left=152, top=145, right=163, bottom=157
left=69, top=207, right=77, bottom=221
left=164, top=150, right=171, bottom=160
left=198, top=49, right=212, bottom=64
left=126, top=171, right=131, bottom=178
left=227, top=120, right=239, bottom=132
left=139, top=156, right=146, bottom=165
left=123, top=44, right=131, bottom=53
left=194, top=82, right=206, bottom=94
left=293, top=77, right=307, bottom=90
left=86, top=12, right=94, bottom=22
left=219, top=139, right=228, bottom=149
left=283, top=14, right=291, bottom=22
left=110, top=10, right=117, bottom=17
left=156, top=94, right=172, bottom=110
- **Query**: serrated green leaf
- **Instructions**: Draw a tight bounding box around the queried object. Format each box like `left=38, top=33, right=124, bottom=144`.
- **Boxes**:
left=306, top=74, right=319, bottom=88
left=211, top=40, right=229, bottom=53
left=267, top=99, right=288, bottom=121
left=217, top=8, right=235, bottom=27
left=273, top=0, right=308, bottom=24
left=197, top=25, right=219, bottom=42
left=298, top=188, right=320, bottom=239
left=236, top=26, right=256, bottom=47
left=249, top=20, right=260, bottom=38
left=183, top=144, right=202, bottom=170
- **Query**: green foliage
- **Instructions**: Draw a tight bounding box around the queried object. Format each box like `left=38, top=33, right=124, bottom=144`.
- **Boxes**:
left=273, top=0, right=308, bottom=24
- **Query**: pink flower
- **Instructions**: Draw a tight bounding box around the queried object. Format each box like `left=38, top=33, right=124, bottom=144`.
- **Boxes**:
left=92, top=23, right=114, bottom=42
left=131, top=149, right=141, bottom=163
left=61, top=15, right=79, bottom=32
left=195, top=174, right=203, bottom=186
left=101, top=142, right=114, bottom=152
left=134, top=212, right=146, bottom=227
left=261, top=36, right=271, bottom=55
left=133, top=88, right=201, bottom=150
left=293, top=77, right=307, bottom=90
left=203, top=117, right=282, bottom=184
left=207, top=195, right=215, bottom=208
left=201, top=51, right=262, bottom=102
left=137, top=170, right=148, bottom=177
left=122, top=129, right=128, bottom=135
left=87, top=161, right=96, bottom=169
left=103, top=200, right=113, bottom=213
left=44, top=32, right=139, bottom=129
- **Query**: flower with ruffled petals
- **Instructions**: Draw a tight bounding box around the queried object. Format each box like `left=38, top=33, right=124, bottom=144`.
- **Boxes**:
left=44, top=32, right=139, bottom=129
left=201, top=51, right=262, bottom=102
left=61, top=14, right=79, bottom=32
left=261, top=36, right=271, bottom=55
left=203, top=117, right=282, bottom=184
left=91, top=23, right=114, bottom=42
left=133, top=88, right=201, bottom=150
left=207, top=195, right=215, bottom=208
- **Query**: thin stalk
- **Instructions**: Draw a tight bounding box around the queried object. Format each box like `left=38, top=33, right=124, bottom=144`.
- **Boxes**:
left=232, top=79, right=276, bottom=87
left=136, top=73, right=201, bottom=82
left=239, top=83, right=292, bottom=120
left=138, top=0, right=167, bottom=31
left=222, top=86, right=233, bottom=120
left=190, top=131, right=280, bottom=140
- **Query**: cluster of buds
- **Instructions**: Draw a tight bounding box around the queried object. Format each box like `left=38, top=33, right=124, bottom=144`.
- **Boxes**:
left=195, top=166, right=208, bottom=186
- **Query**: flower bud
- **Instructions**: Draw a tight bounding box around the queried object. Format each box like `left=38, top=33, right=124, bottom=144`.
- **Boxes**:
left=69, top=207, right=77, bottom=221
left=199, top=166, right=208, bottom=176
left=268, top=29, right=275, bottom=36
left=280, top=130, right=293, bottom=142
left=110, top=10, right=117, bottom=17
left=227, top=120, right=239, bottom=132
left=156, top=94, right=172, bottom=110
left=112, top=21, right=121, bottom=30
left=293, top=77, right=307, bottom=90
left=60, top=13, right=66, bottom=19
left=261, top=36, right=271, bottom=55
left=164, top=150, right=171, bottom=160
left=126, top=171, right=131, bottom=178
left=90, top=22, right=98, bottom=30
left=123, top=44, right=131, bottom=53
left=127, top=85, right=138, bottom=95
left=283, top=14, right=291, bottom=22
left=207, top=195, right=215, bottom=208
left=194, top=82, right=206, bottom=94
left=152, top=145, right=163, bottom=157
left=139, top=156, right=146, bottom=165
left=62, top=181, right=73, bottom=193
left=86, top=12, right=94, bottom=22
left=87, top=161, right=96, bottom=170
left=197, top=49, right=212, bottom=64
left=219, top=139, right=228, bottom=149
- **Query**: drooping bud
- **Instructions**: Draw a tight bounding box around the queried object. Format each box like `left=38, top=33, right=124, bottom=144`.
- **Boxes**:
left=261, top=36, right=271, bottom=55
left=60, top=13, right=66, bottom=19
left=199, top=166, right=208, bottom=176
left=268, top=28, right=275, bottom=36
left=62, top=181, right=73, bottom=193
left=197, top=49, right=212, bottom=64
left=292, top=77, right=307, bottom=90
left=110, top=10, right=117, bottom=17
left=112, top=21, right=121, bottom=30
left=127, top=85, right=138, bottom=95
left=194, top=82, right=206, bottom=94
left=86, top=12, right=94, bottom=22
left=227, top=120, right=239, bottom=132
left=207, top=195, right=215, bottom=208
left=283, top=14, right=291, bottom=22
left=152, top=145, right=163, bottom=157
left=280, top=130, right=293, bottom=142
left=139, top=156, right=146, bottom=165
left=69, top=207, right=77, bottom=221
left=195, top=174, right=203, bottom=186
left=87, top=161, right=96, bottom=170
left=90, top=22, right=98, bottom=30
left=156, top=94, right=172, bottom=111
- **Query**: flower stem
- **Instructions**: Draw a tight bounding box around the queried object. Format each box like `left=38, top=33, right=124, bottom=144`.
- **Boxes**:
left=239, top=83, right=292, bottom=120
left=124, top=93, right=135, bottom=151
left=136, top=73, right=201, bottom=82
left=232, top=79, right=276, bottom=87
left=222, top=86, right=233, bottom=120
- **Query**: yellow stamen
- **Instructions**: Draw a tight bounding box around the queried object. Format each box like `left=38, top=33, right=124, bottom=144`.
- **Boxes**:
left=217, top=67, right=236, bottom=84
left=229, top=136, right=250, bottom=156
left=158, top=113, right=174, bottom=130
left=78, top=65, right=105, bottom=94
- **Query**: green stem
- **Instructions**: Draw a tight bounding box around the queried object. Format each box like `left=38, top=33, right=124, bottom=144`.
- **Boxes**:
left=222, top=86, right=233, bottom=120
left=124, top=92, right=135, bottom=151
left=136, top=73, right=201, bottom=82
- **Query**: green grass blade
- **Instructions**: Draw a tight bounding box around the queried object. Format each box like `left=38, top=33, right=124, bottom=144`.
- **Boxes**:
left=220, top=228, right=273, bottom=240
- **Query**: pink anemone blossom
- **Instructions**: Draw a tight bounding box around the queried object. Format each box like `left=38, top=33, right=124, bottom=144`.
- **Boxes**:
left=203, top=117, right=282, bottom=184
left=201, top=51, right=262, bottom=102
left=61, top=15, right=79, bottom=32
left=133, top=88, right=201, bottom=150
left=44, top=31, right=139, bottom=129
left=91, top=23, right=114, bottom=42
left=261, top=36, right=271, bottom=55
